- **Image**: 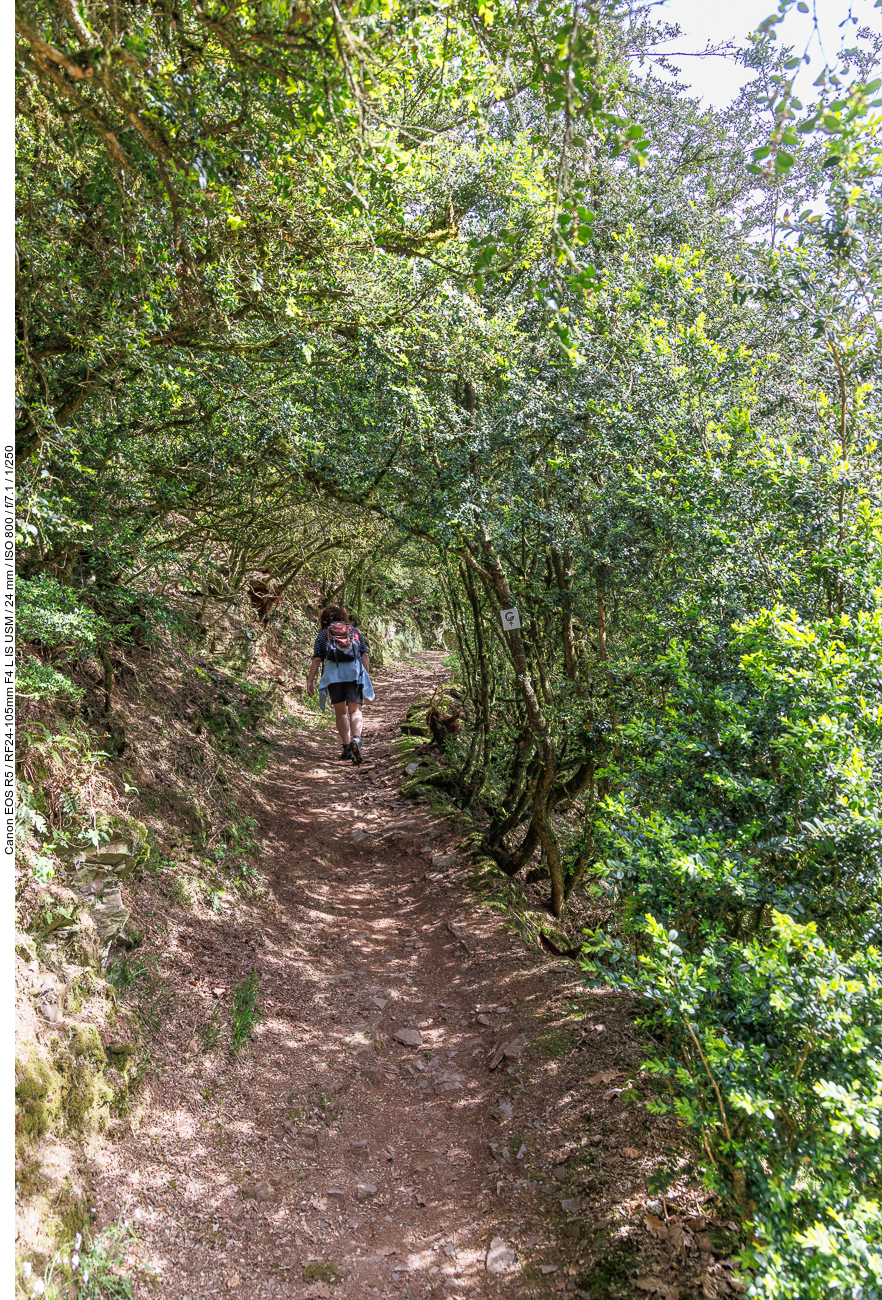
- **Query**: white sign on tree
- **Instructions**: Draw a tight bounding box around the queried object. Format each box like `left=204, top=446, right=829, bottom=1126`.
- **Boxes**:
left=500, top=607, right=521, bottom=631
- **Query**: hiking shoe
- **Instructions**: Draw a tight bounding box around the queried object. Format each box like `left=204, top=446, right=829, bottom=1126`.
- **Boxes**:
left=350, top=737, right=363, bottom=765
left=339, top=743, right=353, bottom=761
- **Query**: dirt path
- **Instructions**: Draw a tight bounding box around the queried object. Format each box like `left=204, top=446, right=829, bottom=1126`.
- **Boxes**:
left=88, top=656, right=700, bottom=1300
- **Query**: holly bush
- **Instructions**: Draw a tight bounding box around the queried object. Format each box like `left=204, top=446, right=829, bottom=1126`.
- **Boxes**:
left=583, top=596, right=882, bottom=1298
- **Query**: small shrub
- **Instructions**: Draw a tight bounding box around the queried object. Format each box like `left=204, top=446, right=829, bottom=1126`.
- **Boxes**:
left=17, top=575, right=117, bottom=658
left=207, top=887, right=227, bottom=913
left=17, top=658, right=83, bottom=701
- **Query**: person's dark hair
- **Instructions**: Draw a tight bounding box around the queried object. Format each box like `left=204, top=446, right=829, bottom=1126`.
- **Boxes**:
left=319, top=604, right=347, bottom=629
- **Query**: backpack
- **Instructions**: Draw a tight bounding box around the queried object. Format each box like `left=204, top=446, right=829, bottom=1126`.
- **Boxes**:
left=326, top=621, right=361, bottom=663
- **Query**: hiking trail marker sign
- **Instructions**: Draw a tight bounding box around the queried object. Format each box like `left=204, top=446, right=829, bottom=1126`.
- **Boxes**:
left=500, top=607, right=521, bottom=631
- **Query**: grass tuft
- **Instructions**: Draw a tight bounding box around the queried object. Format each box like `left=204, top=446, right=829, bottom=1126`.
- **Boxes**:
left=229, top=970, right=261, bottom=1054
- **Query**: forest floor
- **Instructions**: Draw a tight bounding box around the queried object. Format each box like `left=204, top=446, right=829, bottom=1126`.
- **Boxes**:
left=88, top=654, right=740, bottom=1300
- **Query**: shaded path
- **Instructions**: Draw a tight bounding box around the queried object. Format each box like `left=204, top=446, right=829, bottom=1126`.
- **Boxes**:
left=89, top=655, right=683, bottom=1300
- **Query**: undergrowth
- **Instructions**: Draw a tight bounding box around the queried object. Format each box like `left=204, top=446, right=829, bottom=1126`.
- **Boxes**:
left=77, top=1222, right=137, bottom=1299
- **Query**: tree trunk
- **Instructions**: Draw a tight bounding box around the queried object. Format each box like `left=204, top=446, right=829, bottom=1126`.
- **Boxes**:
left=464, top=531, right=567, bottom=912
left=531, top=747, right=565, bottom=915
left=487, top=734, right=535, bottom=847
left=596, top=570, right=620, bottom=758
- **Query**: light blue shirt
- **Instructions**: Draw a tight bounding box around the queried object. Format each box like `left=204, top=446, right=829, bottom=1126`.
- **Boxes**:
left=318, top=654, right=375, bottom=712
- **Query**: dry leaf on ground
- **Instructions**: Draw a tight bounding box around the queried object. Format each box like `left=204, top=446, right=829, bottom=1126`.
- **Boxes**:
left=644, top=1213, right=668, bottom=1240
left=667, top=1219, right=693, bottom=1253
left=587, top=1069, right=621, bottom=1084
left=635, top=1278, right=680, bottom=1300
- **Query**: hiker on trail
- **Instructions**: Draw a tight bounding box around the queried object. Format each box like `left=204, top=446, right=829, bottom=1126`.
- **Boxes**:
left=306, top=605, right=375, bottom=764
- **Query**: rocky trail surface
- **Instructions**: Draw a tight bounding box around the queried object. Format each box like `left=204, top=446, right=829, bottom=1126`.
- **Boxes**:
left=90, top=656, right=735, bottom=1300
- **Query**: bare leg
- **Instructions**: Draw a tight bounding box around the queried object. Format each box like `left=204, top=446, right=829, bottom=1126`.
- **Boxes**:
left=333, top=702, right=351, bottom=744
left=347, top=702, right=363, bottom=740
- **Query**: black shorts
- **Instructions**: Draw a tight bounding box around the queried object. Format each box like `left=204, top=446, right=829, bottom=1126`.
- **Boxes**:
left=327, top=682, right=363, bottom=705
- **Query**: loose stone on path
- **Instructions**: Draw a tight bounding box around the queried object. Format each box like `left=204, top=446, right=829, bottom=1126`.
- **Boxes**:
left=486, top=1237, right=517, bottom=1273
left=393, top=1027, right=423, bottom=1047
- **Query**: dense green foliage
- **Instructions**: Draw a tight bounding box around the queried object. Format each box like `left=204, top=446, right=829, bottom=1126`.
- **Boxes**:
left=16, top=1, right=882, bottom=1295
